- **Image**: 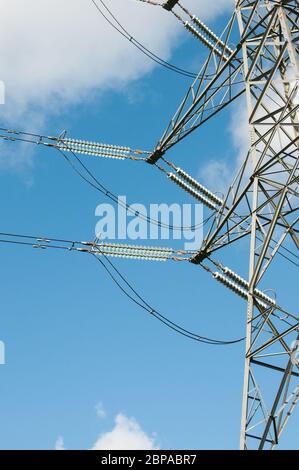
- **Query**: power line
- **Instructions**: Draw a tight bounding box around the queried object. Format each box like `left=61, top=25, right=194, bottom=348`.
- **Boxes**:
left=0, top=229, right=244, bottom=344
left=91, top=251, right=245, bottom=345
left=275, top=247, right=299, bottom=269
left=0, top=231, right=192, bottom=260
left=1, top=127, right=298, bottom=267
left=0, top=127, right=213, bottom=232
left=90, top=0, right=246, bottom=90
left=57, top=146, right=213, bottom=232
left=94, top=0, right=243, bottom=89
left=90, top=0, right=207, bottom=80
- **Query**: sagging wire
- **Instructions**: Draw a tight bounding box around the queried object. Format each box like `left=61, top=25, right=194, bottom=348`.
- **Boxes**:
left=91, top=0, right=203, bottom=80
left=0, top=230, right=245, bottom=345
left=1, top=127, right=298, bottom=268
left=57, top=145, right=214, bottom=233
left=0, top=232, right=194, bottom=261
left=0, top=127, right=214, bottom=233
left=92, top=0, right=245, bottom=88
left=90, top=249, right=245, bottom=345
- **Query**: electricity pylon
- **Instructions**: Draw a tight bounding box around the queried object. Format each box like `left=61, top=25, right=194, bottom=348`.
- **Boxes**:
left=141, top=0, right=299, bottom=449
left=1, top=0, right=298, bottom=450
left=228, top=1, right=298, bottom=450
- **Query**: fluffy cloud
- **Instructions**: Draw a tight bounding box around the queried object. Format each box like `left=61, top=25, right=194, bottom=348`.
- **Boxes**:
left=0, top=0, right=233, bottom=170
left=54, top=411, right=157, bottom=450
left=91, top=413, right=157, bottom=450
left=0, top=0, right=233, bottom=125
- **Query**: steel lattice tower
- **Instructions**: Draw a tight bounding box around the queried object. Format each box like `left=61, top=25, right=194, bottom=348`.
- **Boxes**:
left=148, top=0, right=299, bottom=449
left=198, top=0, right=299, bottom=449
left=235, top=0, right=298, bottom=449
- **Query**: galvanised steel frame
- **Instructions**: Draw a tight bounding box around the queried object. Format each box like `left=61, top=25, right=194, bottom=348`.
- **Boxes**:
left=187, top=0, right=299, bottom=449
left=149, top=0, right=299, bottom=449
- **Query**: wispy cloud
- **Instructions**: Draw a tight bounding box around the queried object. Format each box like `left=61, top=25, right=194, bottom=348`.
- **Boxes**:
left=55, top=436, right=65, bottom=450
left=199, top=97, right=250, bottom=193
left=95, top=401, right=106, bottom=419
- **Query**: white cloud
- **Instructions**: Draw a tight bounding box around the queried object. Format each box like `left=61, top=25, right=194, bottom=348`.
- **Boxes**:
left=0, top=0, right=233, bottom=172
left=55, top=436, right=65, bottom=450
left=0, top=0, right=232, bottom=126
left=95, top=401, right=106, bottom=419
left=91, top=413, right=158, bottom=450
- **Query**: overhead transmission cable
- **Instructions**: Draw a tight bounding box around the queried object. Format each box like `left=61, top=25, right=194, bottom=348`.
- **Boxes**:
left=0, top=127, right=212, bottom=232
left=0, top=230, right=294, bottom=335
left=91, top=250, right=245, bottom=345
left=0, top=230, right=244, bottom=345
left=90, top=0, right=212, bottom=80
left=1, top=127, right=299, bottom=267
left=92, top=0, right=244, bottom=88
left=57, top=146, right=214, bottom=232
left=0, top=231, right=192, bottom=261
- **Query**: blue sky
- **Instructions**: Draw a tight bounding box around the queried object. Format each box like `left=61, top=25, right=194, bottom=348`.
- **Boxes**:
left=0, top=0, right=298, bottom=450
